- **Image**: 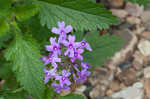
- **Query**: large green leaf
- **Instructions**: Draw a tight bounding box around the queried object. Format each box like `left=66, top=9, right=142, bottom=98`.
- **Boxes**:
left=59, top=94, right=85, bottom=99
left=4, top=34, right=45, bottom=99
left=14, top=3, right=40, bottom=21
left=83, top=32, right=124, bottom=66
left=38, top=0, right=118, bottom=31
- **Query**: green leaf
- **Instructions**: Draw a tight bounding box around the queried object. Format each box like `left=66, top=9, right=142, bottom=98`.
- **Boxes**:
left=83, top=32, right=124, bottom=66
left=38, top=0, right=118, bottom=31
left=18, top=15, right=51, bottom=48
left=74, top=31, right=84, bottom=42
left=0, top=18, right=10, bottom=36
left=59, top=94, right=85, bottom=99
left=3, top=92, right=26, bottom=99
left=0, top=97, right=4, bottom=99
left=0, top=0, right=11, bottom=17
left=14, top=3, right=40, bottom=21
left=0, top=59, right=12, bottom=78
left=4, top=34, right=45, bottom=99
left=44, top=87, right=55, bottom=99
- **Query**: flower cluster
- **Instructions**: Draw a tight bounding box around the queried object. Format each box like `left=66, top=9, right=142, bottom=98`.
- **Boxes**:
left=41, top=21, right=92, bottom=93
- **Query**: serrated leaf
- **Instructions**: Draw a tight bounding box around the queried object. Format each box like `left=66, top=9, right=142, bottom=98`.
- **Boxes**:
left=83, top=32, right=124, bottom=66
left=0, top=18, right=9, bottom=36
left=19, top=16, right=51, bottom=48
left=59, top=94, right=85, bottom=99
left=4, top=34, right=45, bottom=99
left=14, top=3, right=40, bottom=21
left=38, top=0, right=118, bottom=31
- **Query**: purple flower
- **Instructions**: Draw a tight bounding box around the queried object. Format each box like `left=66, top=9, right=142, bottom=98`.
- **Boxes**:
left=81, top=62, right=91, bottom=70
left=51, top=21, right=72, bottom=40
left=55, top=69, right=71, bottom=87
left=45, top=37, right=61, bottom=56
left=43, top=68, right=57, bottom=84
left=74, top=69, right=91, bottom=83
left=41, top=53, right=61, bottom=68
left=76, top=40, right=92, bottom=51
left=71, top=49, right=84, bottom=62
left=51, top=82, right=70, bottom=93
left=63, top=35, right=79, bottom=57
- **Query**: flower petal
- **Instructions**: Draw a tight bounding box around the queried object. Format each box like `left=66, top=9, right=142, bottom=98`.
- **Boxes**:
left=68, top=35, right=75, bottom=42
left=65, top=25, right=72, bottom=33
left=58, top=21, right=65, bottom=28
left=51, top=27, right=60, bottom=34
left=86, top=43, right=92, bottom=51
left=45, top=45, right=52, bottom=51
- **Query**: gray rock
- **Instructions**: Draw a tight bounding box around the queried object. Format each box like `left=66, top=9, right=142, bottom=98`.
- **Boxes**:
left=125, top=2, right=144, bottom=17
left=111, top=82, right=144, bottom=99
left=144, top=67, right=150, bottom=78
left=141, top=11, right=150, bottom=30
left=138, top=39, right=150, bottom=57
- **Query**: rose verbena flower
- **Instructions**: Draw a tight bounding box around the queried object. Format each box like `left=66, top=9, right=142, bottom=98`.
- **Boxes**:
left=41, top=21, right=92, bottom=93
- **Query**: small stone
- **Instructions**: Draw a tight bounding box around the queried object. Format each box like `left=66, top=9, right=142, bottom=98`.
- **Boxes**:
left=132, top=51, right=144, bottom=70
left=89, top=67, right=113, bottom=86
left=109, top=80, right=121, bottom=92
left=141, top=11, right=150, bottom=30
left=144, top=67, right=150, bottom=78
left=111, top=9, right=128, bottom=19
left=60, top=90, right=71, bottom=96
left=144, top=78, right=150, bottom=98
left=138, top=39, right=150, bottom=56
left=125, top=2, right=144, bottom=17
left=117, top=69, right=137, bottom=86
left=126, top=16, right=141, bottom=25
left=106, top=89, right=114, bottom=96
left=90, top=85, right=106, bottom=98
left=111, top=86, right=144, bottom=99
left=119, top=83, right=126, bottom=89
left=133, top=82, right=143, bottom=89
left=110, top=0, right=124, bottom=8
left=140, top=31, right=150, bottom=40
left=132, top=25, right=145, bottom=34
left=75, top=85, right=87, bottom=94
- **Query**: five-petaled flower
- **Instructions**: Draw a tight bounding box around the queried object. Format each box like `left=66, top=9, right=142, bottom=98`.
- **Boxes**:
left=45, top=37, right=61, bottom=57
left=63, top=35, right=78, bottom=57
left=43, top=68, right=57, bottom=84
left=51, top=21, right=72, bottom=40
left=41, top=53, right=61, bottom=68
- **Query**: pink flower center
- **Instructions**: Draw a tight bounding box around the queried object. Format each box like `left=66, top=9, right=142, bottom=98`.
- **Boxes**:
left=81, top=42, right=86, bottom=46
left=45, top=72, right=50, bottom=76
left=61, top=30, right=65, bottom=34
left=62, top=77, right=66, bottom=81
left=49, top=57, right=52, bottom=61
left=74, top=52, right=78, bottom=57
left=69, top=44, right=73, bottom=49
left=53, top=46, right=58, bottom=51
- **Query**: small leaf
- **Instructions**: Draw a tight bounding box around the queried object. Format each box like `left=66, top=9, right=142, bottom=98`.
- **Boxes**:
left=4, top=34, right=45, bottom=99
left=0, top=18, right=9, bottom=36
left=83, top=32, right=124, bottom=66
left=14, top=3, right=40, bottom=21
left=59, top=94, right=85, bottom=99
